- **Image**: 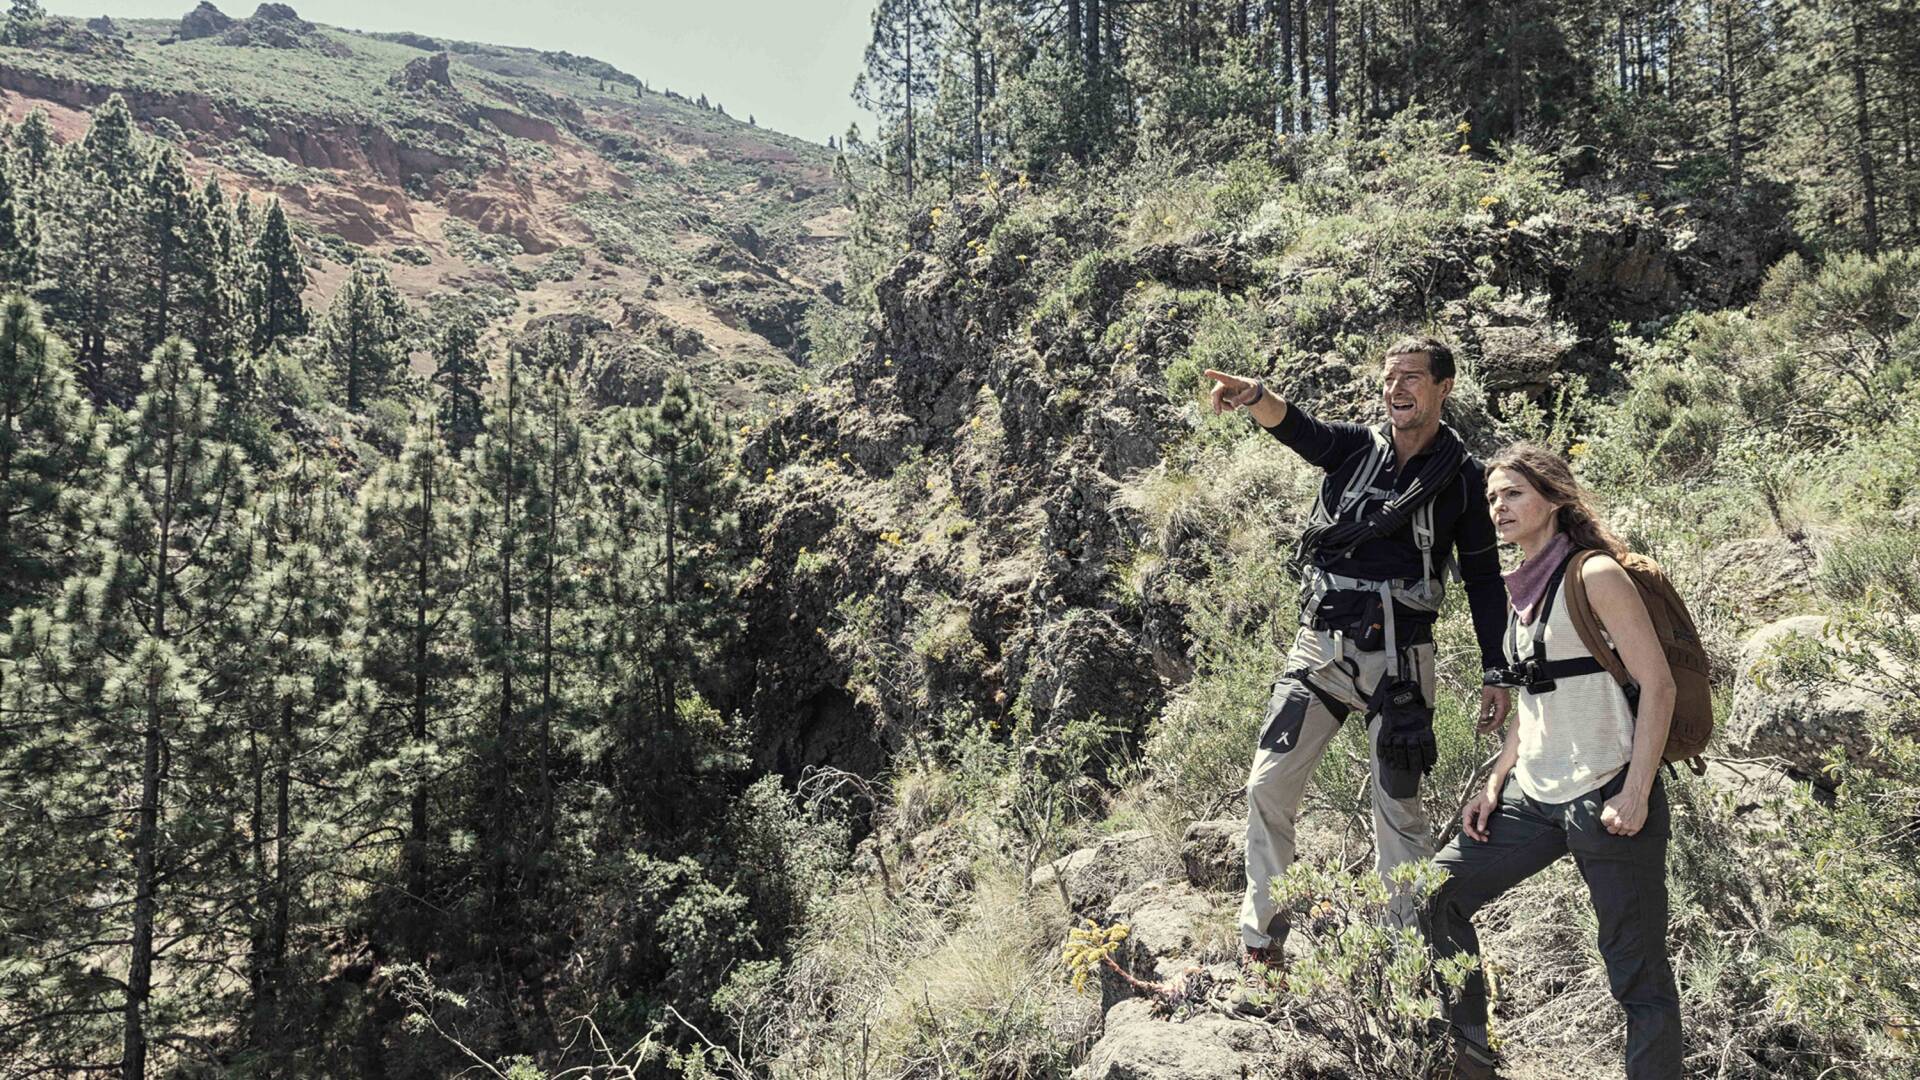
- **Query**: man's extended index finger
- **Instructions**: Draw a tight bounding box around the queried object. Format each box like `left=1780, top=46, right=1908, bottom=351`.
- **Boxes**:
left=1201, top=368, right=1243, bottom=387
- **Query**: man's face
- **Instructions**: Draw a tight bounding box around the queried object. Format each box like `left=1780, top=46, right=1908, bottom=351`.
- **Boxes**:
left=1381, top=352, right=1451, bottom=432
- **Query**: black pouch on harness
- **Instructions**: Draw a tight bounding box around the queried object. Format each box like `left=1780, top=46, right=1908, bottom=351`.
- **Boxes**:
left=1370, top=674, right=1435, bottom=799
left=1310, top=589, right=1387, bottom=652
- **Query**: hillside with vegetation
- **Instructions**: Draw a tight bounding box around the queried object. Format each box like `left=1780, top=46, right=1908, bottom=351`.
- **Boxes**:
left=2, top=1, right=1919, bottom=1079
left=0, top=1, right=845, bottom=411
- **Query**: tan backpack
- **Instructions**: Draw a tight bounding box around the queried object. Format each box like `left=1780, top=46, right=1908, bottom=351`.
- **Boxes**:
left=1562, top=549, right=1714, bottom=775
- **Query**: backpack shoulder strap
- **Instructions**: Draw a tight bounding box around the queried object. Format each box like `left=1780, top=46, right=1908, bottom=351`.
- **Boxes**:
left=1563, top=549, right=1633, bottom=687
left=1306, top=428, right=1391, bottom=532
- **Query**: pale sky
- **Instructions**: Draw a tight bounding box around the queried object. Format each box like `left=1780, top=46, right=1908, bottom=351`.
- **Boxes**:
left=50, top=1, right=877, bottom=143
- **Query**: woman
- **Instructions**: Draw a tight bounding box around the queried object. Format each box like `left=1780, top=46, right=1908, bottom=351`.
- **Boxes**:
left=1428, top=444, right=1681, bottom=1080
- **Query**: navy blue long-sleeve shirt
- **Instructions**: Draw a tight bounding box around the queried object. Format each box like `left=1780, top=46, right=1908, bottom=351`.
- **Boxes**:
left=1265, top=405, right=1510, bottom=674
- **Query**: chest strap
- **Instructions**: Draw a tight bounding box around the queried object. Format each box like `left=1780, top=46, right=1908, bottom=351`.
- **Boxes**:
left=1508, top=553, right=1620, bottom=694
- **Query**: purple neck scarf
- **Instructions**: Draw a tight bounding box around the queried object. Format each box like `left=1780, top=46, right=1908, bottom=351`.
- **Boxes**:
left=1505, top=532, right=1574, bottom=626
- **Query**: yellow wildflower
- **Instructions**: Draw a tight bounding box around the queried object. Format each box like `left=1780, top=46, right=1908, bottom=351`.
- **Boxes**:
left=1506, top=219, right=1519, bottom=229
left=1458, top=144, right=1471, bottom=155
left=1456, top=120, right=1472, bottom=133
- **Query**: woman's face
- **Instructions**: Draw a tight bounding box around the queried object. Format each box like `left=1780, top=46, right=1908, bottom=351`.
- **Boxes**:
left=1486, top=466, right=1559, bottom=546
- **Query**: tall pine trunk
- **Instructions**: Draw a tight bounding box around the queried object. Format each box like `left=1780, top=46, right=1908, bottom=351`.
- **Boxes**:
left=125, top=394, right=181, bottom=1080
left=1723, top=0, right=1744, bottom=189
left=407, top=462, right=432, bottom=924
left=1279, top=0, right=1293, bottom=133
left=1298, top=0, right=1313, bottom=132
left=1324, top=0, right=1338, bottom=127
left=488, top=354, right=517, bottom=922
left=903, top=10, right=916, bottom=196
left=1852, top=10, right=1881, bottom=254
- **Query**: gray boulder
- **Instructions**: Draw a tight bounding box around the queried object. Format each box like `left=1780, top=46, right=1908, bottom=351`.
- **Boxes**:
left=1075, top=997, right=1344, bottom=1080
left=1030, top=829, right=1156, bottom=913
left=1697, top=536, right=1819, bottom=630
left=1098, top=878, right=1227, bottom=1009
left=1074, top=998, right=1269, bottom=1080
left=1726, top=615, right=1912, bottom=785
left=1180, top=819, right=1245, bottom=891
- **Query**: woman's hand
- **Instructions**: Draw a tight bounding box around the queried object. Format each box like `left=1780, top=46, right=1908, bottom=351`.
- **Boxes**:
left=1600, top=788, right=1649, bottom=836
left=1477, top=685, right=1511, bottom=734
left=1461, top=777, right=1504, bottom=842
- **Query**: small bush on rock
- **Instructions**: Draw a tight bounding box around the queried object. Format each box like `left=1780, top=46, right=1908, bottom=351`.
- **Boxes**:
left=1247, top=858, right=1472, bottom=1080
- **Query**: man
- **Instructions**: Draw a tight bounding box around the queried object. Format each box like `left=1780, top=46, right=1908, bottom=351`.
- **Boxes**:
left=1203, top=337, right=1512, bottom=984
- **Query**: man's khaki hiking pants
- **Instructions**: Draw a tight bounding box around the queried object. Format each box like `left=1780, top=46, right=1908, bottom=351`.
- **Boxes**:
left=1240, top=626, right=1436, bottom=949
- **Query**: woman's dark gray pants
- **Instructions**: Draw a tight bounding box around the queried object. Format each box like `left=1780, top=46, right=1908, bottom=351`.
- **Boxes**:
left=1428, top=770, right=1682, bottom=1080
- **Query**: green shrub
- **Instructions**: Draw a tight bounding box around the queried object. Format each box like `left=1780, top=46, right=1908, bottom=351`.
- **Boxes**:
left=1246, top=858, right=1472, bottom=1079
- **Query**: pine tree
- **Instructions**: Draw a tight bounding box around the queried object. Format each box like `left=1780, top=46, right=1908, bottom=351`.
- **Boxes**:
left=184, top=177, right=242, bottom=394
left=319, top=259, right=411, bottom=412
left=430, top=308, right=487, bottom=450
left=136, top=146, right=196, bottom=360
left=3, top=0, right=45, bottom=45
left=217, top=457, right=361, bottom=1062
left=0, top=295, right=99, bottom=623
left=855, top=0, right=942, bottom=195
left=460, top=331, right=597, bottom=1026
left=355, top=417, right=475, bottom=952
left=593, top=373, right=740, bottom=833
left=0, top=336, right=256, bottom=1078
left=251, top=200, right=308, bottom=353
left=9, top=107, right=56, bottom=194
left=37, top=96, right=146, bottom=403
left=0, top=149, right=35, bottom=287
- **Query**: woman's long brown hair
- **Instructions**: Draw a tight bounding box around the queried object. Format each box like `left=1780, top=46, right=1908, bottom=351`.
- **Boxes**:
left=1485, top=442, right=1627, bottom=557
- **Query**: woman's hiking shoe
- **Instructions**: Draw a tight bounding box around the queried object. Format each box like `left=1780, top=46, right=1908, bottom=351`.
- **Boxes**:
left=1446, top=1031, right=1500, bottom=1080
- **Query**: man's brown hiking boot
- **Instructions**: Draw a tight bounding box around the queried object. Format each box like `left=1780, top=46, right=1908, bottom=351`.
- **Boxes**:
left=1228, top=945, right=1282, bottom=1014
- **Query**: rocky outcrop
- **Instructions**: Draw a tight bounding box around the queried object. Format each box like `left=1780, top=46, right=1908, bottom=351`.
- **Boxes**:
left=389, top=51, right=451, bottom=93
left=1697, top=535, right=1819, bottom=629
left=217, top=3, right=348, bottom=55
left=1030, top=829, right=1159, bottom=913
left=1458, top=291, right=1581, bottom=398
left=1180, top=820, right=1245, bottom=891
left=1727, top=615, right=1913, bottom=786
left=178, top=1, right=233, bottom=39
left=1075, top=991, right=1297, bottom=1076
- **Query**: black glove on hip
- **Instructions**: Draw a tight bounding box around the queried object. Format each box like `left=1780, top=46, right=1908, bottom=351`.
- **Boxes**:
left=1370, top=676, right=1437, bottom=779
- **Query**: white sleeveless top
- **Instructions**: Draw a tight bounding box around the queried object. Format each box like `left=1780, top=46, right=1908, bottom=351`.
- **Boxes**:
left=1505, top=574, right=1637, bottom=804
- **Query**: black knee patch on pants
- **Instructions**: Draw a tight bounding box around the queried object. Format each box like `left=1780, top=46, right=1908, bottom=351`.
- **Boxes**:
left=1260, top=674, right=1344, bottom=754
